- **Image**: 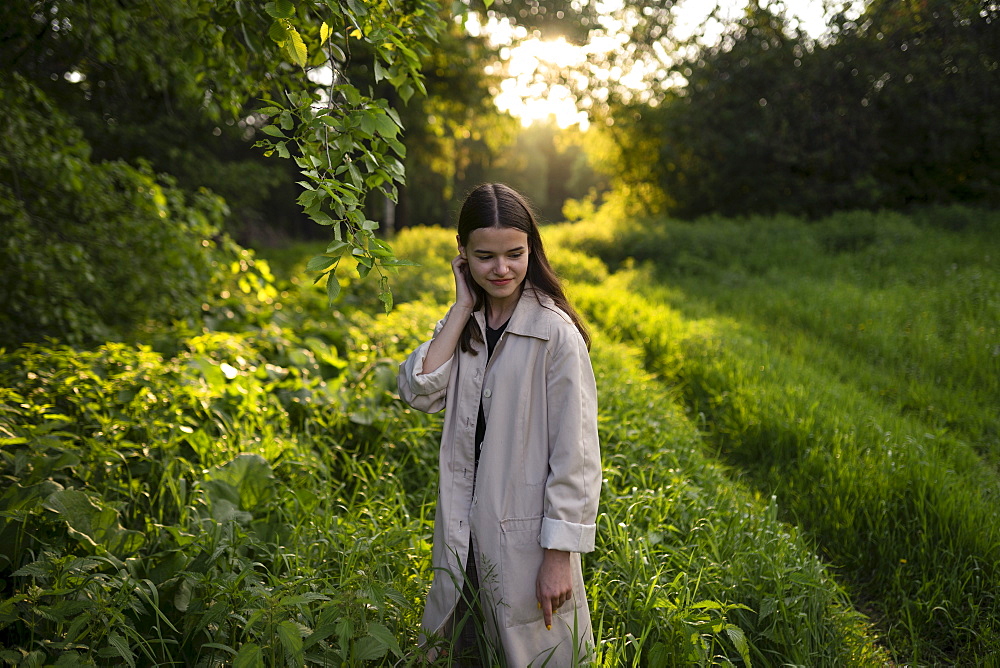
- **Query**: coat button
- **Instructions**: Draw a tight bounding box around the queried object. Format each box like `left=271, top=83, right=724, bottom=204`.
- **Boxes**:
left=484, top=389, right=492, bottom=398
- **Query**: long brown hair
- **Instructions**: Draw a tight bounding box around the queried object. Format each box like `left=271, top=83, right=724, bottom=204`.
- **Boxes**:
left=457, top=183, right=591, bottom=353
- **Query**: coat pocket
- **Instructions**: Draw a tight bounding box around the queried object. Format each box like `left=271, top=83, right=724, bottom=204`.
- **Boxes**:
left=498, top=516, right=544, bottom=628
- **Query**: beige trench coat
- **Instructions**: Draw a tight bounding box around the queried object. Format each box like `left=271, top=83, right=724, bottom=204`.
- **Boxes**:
left=398, top=287, right=601, bottom=667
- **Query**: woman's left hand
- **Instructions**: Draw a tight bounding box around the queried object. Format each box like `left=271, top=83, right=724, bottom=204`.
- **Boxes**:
left=536, top=549, right=573, bottom=629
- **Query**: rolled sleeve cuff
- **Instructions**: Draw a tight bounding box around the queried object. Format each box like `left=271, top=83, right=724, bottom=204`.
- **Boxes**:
left=540, top=517, right=596, bottom=553
left=406, top=341, right=453, bottom=396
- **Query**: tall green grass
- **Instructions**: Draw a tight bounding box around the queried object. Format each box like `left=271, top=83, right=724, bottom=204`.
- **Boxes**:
left=560, top=206, right=1000, bottom=663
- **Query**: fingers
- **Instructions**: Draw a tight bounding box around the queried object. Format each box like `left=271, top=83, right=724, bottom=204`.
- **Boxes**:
left=537, top=591, right=573, bottom=630
left=541, top=598, right=553, bottom=628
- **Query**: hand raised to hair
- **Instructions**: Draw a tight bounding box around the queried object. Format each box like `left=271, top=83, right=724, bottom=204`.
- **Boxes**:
left=451, top=254, right=475, bottom=312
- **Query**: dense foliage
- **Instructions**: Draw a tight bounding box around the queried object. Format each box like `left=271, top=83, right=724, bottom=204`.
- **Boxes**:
left=590, top=0, right=1000, bottom=219
left=3, top=209, right=998, bottom=664
left=0, top=75, right=234, bottom=348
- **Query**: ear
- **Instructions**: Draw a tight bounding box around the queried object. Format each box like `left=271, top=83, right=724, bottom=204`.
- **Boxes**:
left=456, top=234, right=465, bottom=257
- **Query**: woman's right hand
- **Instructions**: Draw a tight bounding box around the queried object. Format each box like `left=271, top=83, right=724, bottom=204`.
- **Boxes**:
left=452, top=254, right=475, bottom=311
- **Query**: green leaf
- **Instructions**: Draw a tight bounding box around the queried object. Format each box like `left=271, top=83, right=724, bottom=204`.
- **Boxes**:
left=286, top=27, right=308, bottom=68
left=367, top=623, right=403, bottom=658
left=265, top=0, right=295, bottom=19
left=326, top=240, right=349, bottom=255
left=277, top=620, right=303, bottom=665
left=107, top=632, right=136, bottom=668
left=373, top=113, right=398, bottom=138
left=261, top=125, right=285, bottom=138
left=269, top=20, right=289, bottom=45
left=351, top=636, right=386, bottom=662
left=691, top=600, right=725, bottom=610
left=233, top=642, right=263, bottom=668
left=326, top=270, right=342, bottom=303
left=725, top=625, right=751, bottom=665
left=307, top=255, right=339, bottom=273
left=310, top=211, right=336, bottom=226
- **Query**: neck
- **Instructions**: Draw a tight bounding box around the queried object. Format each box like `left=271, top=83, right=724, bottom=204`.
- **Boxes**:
left=486, top=292, right=520, bottom=328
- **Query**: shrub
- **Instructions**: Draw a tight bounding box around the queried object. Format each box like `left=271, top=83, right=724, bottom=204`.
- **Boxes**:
left=0, top=74, right=231, bottom=348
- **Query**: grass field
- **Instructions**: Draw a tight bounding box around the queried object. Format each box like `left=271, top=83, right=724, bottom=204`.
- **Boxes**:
left=1, top=207, right=996, bottom=665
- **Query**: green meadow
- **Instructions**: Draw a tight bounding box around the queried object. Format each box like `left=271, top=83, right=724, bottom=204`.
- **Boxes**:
left=2, top=207, right=998, bottom=666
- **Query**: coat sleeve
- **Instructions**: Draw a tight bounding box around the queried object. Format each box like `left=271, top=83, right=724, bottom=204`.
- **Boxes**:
left=539, top=325, right=601, bottom=553
left=397, top=313, right=454, bottom=414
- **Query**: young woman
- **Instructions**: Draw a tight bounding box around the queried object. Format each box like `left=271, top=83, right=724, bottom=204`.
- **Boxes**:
left=397, top=183, right=601, bottom=666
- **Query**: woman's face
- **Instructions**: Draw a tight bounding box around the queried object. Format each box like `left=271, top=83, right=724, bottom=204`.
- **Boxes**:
left=461, top=226, right=530, bottom=306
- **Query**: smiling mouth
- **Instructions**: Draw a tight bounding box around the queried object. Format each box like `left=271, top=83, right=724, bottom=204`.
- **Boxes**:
left=490, top=278, right=512, bottom=285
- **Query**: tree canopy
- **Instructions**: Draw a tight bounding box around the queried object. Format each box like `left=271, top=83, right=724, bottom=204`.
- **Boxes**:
left=585, top=0, right=1000, bottom=219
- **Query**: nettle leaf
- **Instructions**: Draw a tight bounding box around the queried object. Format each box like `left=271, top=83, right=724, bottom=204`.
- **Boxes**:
left=352, top=636, right=386, bottom=662
left=107, top=631, right=136, bottom=668
left=367, top=623, right=403, bottom=659
left=277, top=620, right=304, bottom=665
left=233, top=643, right=263, bottom=668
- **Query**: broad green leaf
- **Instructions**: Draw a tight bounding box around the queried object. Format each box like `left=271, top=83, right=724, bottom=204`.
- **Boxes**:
left=326, top=240, right=349, bottom=255
left=204, top=454, right=276, bottom=514
left=725, top=625, right=751, bottom=665
left=366, top=623, right=403, bottom=659
left=286, top=27, right=308, bottom=68
left=233, top=643, right=263, bottom=668
left=306, top=254, right=338, bottom=273
left=310, top=211, right=336, bottom=226
left=351, top=636, right=386, bottom=662
left=265, top=0, right=295, bottom=19
left=269, top=20, right=289, bottom=45
left=277, top=620, right=303, bottom=665
left=373, top=113, right=398, bottom=138
left=343, top=86, right=361, bottom=106
left=261, top=125, right=285, bottom=138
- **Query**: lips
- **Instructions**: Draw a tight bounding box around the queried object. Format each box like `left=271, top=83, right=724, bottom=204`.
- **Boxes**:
left=489, top=279, right=513, bottom=286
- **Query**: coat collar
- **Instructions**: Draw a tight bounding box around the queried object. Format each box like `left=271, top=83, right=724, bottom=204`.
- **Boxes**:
left=471, top=283, right=567, bottom=342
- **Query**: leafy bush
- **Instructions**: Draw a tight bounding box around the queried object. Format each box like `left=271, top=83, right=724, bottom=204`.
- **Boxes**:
left=0, top=75, right=231, bottom=348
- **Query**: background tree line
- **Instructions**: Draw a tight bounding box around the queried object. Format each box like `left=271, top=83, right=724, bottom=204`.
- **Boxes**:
left=592, top=0, right=999, bottom=219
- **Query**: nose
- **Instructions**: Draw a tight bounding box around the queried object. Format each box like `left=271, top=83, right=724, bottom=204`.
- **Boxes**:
left=495, top=257, right=509, bottom=276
